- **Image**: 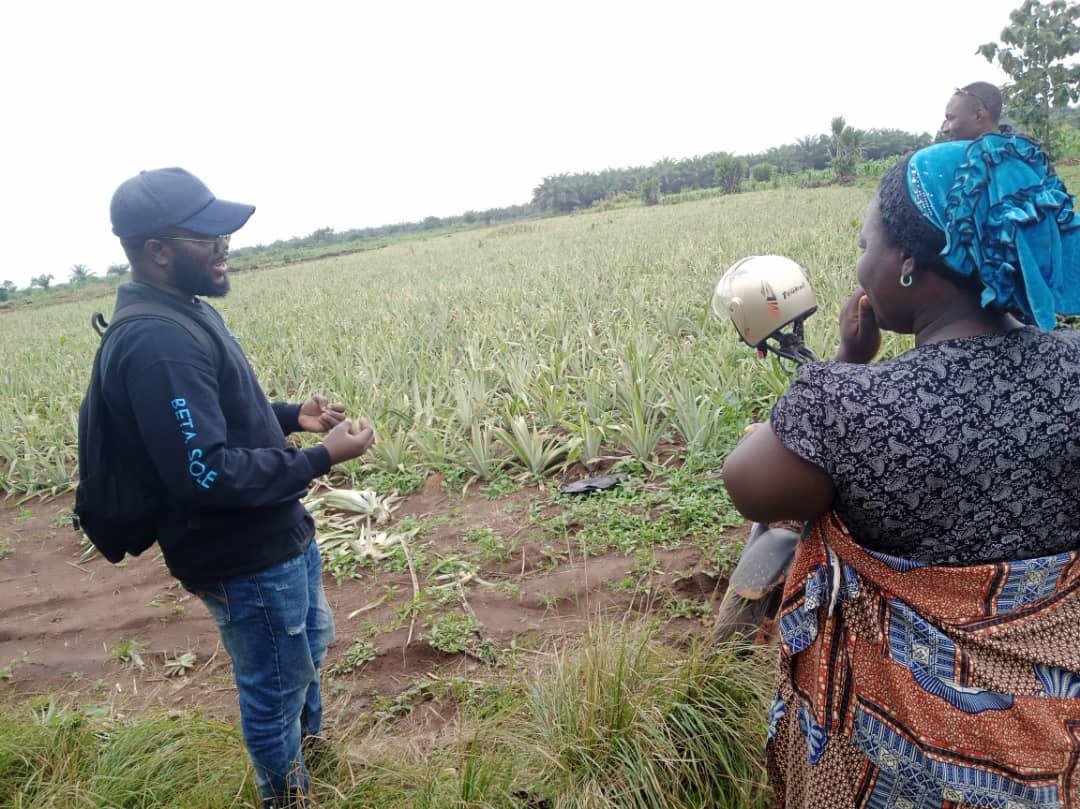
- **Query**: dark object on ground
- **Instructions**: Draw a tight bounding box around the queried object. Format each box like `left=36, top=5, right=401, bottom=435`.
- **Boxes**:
left=558, top=474, right=628, bottom=495
left=511, top=792, right=552, bottom=809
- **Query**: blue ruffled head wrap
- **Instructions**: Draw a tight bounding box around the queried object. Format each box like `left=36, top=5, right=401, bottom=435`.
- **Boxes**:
left=905, top=134, right=1079, bottom=330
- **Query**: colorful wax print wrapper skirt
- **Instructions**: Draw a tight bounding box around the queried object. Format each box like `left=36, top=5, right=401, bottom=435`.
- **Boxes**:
left=767, top=512, right=1080, bottom=808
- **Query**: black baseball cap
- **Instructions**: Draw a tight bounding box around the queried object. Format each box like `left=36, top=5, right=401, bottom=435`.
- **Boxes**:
left=110, top=167, right=255, bottom=239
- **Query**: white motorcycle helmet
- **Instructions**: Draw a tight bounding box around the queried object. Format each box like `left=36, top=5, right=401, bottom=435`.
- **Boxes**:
left=711, top=255, right=817, bottom=349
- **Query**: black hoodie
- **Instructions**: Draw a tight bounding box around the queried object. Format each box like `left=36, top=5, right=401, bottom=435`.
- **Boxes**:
left=98, top=282, right=332, bottom=587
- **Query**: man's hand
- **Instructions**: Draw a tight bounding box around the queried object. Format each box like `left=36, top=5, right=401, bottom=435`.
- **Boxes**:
left=834, top=288, right=881, bottom=364
left=323, top=418, right=376, bottom=464
left=298, top=395, right=347, bottom=433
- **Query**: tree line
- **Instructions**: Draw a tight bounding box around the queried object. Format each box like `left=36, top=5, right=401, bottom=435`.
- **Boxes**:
left=225, top=1, right=1080, bottom=255
left=5, top=0, right=1075, bottom=297
left=531, top=125, right=934, bottom=214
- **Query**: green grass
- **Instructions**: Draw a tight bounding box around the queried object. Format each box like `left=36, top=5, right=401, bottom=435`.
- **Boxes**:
left=0, top=184, right=883, bottom=499
left=1, top=153, right=1077, bottom=806
left=0, top=175, right=965, bottom=805
left=0, top=698, right=253, bottom=808
left=523, top=625, right=771, bottom=808
left=106, top=638, right=146, bottom=668
left=543, top=462, right=742, bottom=560
left=0, top=627, right=771, bottom=808
left=427, top=612, right=482, bottom=655
left=329, top=639, right=377, bottom=675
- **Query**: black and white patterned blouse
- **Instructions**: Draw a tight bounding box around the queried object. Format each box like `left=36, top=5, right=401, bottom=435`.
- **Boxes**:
left=770, top=327, right=1080, bottom=565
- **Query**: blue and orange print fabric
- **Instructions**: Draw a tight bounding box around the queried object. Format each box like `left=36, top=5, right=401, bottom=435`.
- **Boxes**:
left=767, top=512, right=1080, bottom=808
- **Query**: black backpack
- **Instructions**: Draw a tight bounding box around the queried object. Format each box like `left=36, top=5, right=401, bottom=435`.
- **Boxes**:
left=73, top=302, right=214, bottom=563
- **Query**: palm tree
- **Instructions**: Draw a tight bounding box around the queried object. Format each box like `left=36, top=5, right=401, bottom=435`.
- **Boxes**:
left=829, top=116, right=847, bottom=158
left=829, top=116, right=865, bottom=181
left=795, top=135, right=829, bottom=170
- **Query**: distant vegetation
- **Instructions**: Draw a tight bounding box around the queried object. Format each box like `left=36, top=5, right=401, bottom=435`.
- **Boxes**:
left=979, top=0, right=1079, bottom=149
left=215, top=124, right=939, bottom=273
left=532, top=126, right=934, bottom=214
left=9, top=110, right=1080, bottom=307
left=2, top=123, right=938, bottom=305
left=6, top=0, right=1079, bottom=305
left=228, top=202, right=538, bottom=271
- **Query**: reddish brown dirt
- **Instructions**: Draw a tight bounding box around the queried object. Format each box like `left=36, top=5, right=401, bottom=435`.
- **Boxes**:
left=0, top=479, right=744, bottom=729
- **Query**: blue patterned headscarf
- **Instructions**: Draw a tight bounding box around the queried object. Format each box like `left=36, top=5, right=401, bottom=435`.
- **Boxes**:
left=905, top=134, right=1080, bottom=330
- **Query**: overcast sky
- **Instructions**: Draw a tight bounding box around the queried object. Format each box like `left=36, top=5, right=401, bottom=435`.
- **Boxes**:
left=1, top=0, right=1020, bottom=289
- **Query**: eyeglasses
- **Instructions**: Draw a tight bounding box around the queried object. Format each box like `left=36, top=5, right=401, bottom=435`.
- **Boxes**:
left=954, top=87, right=989, bottom=111
left=158, top=234, right=231, bottom=252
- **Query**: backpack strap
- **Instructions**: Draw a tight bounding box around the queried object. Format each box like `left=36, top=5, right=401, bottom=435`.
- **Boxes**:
left=93, top=301, right=216, bottom=359
left=86, top=300, right=215, bottom=534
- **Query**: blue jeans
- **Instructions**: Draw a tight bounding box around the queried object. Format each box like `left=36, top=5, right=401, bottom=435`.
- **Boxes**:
left=185, top=541, right=335, bottom=806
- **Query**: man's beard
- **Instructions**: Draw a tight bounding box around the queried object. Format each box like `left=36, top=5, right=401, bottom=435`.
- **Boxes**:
left=174, top=258, right=230, bottom=297
left=198, top=276, right=230, bottom=297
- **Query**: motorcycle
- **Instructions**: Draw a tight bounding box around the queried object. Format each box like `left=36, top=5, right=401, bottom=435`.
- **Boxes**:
left=709, top=255, right=818, bottom=642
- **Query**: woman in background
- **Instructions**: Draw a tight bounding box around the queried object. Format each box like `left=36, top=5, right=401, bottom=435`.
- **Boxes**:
left=723, top=134, right=1080, bottom=807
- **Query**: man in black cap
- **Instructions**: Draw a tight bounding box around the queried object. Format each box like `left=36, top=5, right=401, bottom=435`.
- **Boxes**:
left=104, top=167, right=374, bottom=807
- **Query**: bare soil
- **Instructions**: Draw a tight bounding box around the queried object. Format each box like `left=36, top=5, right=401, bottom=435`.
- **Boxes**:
left=0, top=479, right=742, bottom=734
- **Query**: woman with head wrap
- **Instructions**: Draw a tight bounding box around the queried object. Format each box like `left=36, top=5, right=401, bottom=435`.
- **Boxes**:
left=723, top=134, right=1080, bottom=807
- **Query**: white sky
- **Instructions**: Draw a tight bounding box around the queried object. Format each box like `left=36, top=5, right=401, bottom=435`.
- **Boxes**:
left=1, top=0, right=1018, bottom=289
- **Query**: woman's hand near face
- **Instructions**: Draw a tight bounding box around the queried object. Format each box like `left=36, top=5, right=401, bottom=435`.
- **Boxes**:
left=834, top=287, right=881, bottom=364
